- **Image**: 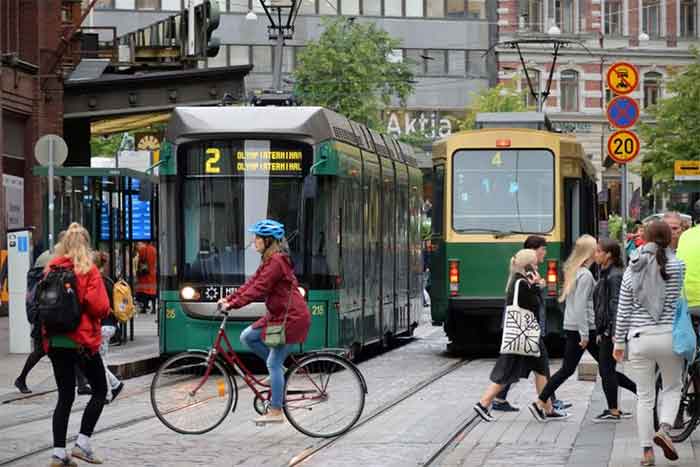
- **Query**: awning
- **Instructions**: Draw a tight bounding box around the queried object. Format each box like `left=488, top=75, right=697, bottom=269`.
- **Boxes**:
left=91, top=112, right=171, bottom=136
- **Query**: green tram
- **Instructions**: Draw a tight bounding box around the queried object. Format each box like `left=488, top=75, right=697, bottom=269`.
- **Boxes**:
left=428, top=113, right=598, bottom=354
left=158, top=107, right=423, bottom=356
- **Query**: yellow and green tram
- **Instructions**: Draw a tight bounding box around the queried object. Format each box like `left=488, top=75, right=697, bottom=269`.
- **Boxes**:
left=157, top=106, right=423, bottom=356
left=429, top=113, right=597, bottom=354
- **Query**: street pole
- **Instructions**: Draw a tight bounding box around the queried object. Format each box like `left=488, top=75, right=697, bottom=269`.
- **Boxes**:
left=272, top=31, right=284, bottom=92
left=187, top=0, right=196, bottom=56
left=621, top=164, right=628, bottom=258
left=48, top=139, right=55, bottom=254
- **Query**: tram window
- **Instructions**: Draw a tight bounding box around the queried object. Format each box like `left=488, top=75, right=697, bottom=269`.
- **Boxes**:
left=451, top=149, right=554, bottom=233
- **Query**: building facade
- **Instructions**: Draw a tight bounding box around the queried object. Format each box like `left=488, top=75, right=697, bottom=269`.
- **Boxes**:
left=0, top=0, right=83, bottom=248
left=497, top=0, right=700, bottom=216
left=87, top=0, right=497, bottom=163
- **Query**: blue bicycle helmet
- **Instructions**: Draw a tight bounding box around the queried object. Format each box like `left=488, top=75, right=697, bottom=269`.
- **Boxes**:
left=248, top=219, right=285, bottom=240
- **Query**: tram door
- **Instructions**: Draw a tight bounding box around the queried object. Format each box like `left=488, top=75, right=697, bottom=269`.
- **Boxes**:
left=395, top=163, right=410, bottom=334
left=408, top=167, right=423, bottom=323
left=362, top=153, right=382, bottom=343
left=380, top=157, right=396, bottom=338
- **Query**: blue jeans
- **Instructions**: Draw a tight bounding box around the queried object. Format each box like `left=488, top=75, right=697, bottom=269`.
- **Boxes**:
left=240, top=325, right=293, bottom=409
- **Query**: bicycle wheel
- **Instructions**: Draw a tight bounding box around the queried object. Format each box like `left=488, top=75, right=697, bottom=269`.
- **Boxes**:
left=151, top=352, right=237, bottom=435
left=283, top=353, right=365, bottom=438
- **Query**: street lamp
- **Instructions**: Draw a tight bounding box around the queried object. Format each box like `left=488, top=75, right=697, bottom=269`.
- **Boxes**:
left=247, top=0, right=303, bottom=92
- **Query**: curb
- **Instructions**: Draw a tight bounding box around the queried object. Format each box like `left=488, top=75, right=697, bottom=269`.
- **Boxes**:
left=109, top=355, right=163, bottom=380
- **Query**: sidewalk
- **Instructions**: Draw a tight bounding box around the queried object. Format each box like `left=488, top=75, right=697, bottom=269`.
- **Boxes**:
left=0, top=313, right=160, bottom=403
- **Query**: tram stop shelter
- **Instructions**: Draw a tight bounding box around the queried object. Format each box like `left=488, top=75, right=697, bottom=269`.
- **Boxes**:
left=32, top=166, right=159, bottom=343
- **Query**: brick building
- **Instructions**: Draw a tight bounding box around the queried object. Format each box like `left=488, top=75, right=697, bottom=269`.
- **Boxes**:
left=497, top=0, right=700, bottom=215
left=0, top=0, right=82, bottom=248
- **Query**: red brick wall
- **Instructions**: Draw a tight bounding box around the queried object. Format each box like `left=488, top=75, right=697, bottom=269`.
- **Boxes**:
left=629, top=0, right=640, bottom=46
left=666, top=0, right=677, bottom=47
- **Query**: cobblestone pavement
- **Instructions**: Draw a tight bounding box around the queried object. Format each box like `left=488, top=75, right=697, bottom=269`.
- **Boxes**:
left=2, top=320, right=700, bottom=467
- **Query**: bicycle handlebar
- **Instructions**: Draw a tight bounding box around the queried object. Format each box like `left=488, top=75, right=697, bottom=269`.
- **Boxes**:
left=217, top=303, right=229, bottom=316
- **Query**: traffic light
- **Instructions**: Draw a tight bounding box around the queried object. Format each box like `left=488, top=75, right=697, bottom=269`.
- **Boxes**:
left=195, top=0, right=220, bottom=58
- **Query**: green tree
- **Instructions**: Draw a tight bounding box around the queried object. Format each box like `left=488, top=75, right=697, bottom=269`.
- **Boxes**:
left=293, top=18, right=414, bottom=129
left=457, top=80, right=530, bottom=131
left=639, top=48, right=700, bottom=193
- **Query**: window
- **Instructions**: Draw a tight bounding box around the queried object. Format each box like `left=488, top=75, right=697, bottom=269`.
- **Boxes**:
left=522, top=69, right=541, bottom=108
left=229, top=0, right=250, bottom=12
left=521, top=0, right=544, bottom=32
left=425, top=50, right=446, bottom=76
left=385, top=0, right=402, bottom=16
left=555, top=0, right=575, bottom=33
left=208, top=44, right=228, bottom=68
left=448, top=50, right=466, bottom=75
left=162, top=0, right=181, bottom=10
left=452, top=149, right=555, bottom=233
left=319, top=0, right=338, bottom=14
left=405, top=49, right=424, bottom=75
left=604, top=0, right=623, bottom=35
left=427, top=0, right=445, bottom=17
left=643, top=72, right=662, bottom=108
left=362, top=0, right=381, bottom=15
left=406, top=0, right=423, bottom=17
left=211, top=0, right=227, bottom=12
left=252, top=46, right=272, bottom=73
left=229, top=45, right=251, bottom=66
left=115, top=0, right=136, bottom=8
left=447, top=0, right=466, bottom=17
left=136, top=0, right=158, bottom=9
left=560, top=69, right=579, bottom=112
left=680, top=0, right=697, bottom=37
left=299, top=0, right=316, bottom=14
left=642, top=0, right=661, bottom=37
left=468, top=0, right=486, bottom=19
left=95, top=0, right=114, bottom=9
left=467, top=50, right=486, bottom=77
left=342, top=0, right=360, bottom=15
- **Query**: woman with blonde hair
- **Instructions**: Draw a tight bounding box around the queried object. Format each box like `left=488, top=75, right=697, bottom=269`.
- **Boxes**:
left=473, top=249, right=560, bottom=422
left=43, top=223, right=111, bottom=466
left=530, top=234, right=603, bottom=421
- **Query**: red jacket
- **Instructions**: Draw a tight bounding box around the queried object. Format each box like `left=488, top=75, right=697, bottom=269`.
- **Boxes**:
left=42, top=256, right=111, bottom=354
left=135, top=243, right=157, bottom=296
left=225, top=253, right=311, bottom=344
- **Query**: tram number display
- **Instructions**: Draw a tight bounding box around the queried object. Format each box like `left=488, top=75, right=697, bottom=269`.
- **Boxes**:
left=203, top=147, right=304, bottom=175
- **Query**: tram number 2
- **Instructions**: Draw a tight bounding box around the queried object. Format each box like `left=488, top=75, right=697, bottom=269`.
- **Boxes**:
left=310, top=304, right=324, bottom=316
left=205, top=148, right=221, bottom=173
left=612, top=137, right=634, bottom=155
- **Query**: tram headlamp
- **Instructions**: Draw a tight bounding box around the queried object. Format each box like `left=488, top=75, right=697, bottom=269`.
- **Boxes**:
left=180, top=286, right=200, bottom=301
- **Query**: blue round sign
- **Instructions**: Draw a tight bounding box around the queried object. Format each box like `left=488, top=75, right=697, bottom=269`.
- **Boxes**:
left=607, top=96, right=640, bottom=129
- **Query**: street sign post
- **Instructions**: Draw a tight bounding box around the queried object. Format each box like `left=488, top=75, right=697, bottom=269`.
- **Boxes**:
left=606, top=96, right=640, bottom=129
left=674, top=160, right=700, bottom=181
left=606, top=62, right=640, bottom=96
left=34, top=134, right=68, bottom=253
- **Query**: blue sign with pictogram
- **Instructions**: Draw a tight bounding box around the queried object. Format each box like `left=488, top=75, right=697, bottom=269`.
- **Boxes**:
left=607, top=96, right=640, bottom=129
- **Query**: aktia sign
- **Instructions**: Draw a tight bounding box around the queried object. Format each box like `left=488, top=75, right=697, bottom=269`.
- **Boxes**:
left=385, top=110, right=460, bottom=140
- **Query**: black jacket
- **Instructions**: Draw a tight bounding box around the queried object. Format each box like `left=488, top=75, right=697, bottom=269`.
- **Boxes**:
left=593, top=265, right=623, bottom=336
left=101, top=274, right=118, bottom=327
left=506, top=274, right=540, bottom=314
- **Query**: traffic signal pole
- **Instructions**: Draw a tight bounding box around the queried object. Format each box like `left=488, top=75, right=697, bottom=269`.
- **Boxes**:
left=272, top=33, right=284, bottom=92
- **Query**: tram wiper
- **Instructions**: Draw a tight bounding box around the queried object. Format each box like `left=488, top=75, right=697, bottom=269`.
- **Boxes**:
left=493, top=230, right=545, bottom=239
left=456, top=228, right=506, bottom=234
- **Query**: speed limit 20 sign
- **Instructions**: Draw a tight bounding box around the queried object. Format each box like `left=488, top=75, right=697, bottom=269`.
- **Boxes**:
left=607, top=130, right=640, bottom=164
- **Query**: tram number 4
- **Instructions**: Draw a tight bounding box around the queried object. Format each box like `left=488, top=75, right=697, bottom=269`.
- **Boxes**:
left=205, top=148, right=221, bottom=173
left=612, top=137, right=635, bottom=155
left=310, top=304, right=324, bottom=316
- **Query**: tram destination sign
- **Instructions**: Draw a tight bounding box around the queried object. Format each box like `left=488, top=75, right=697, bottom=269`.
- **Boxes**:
left=198, top=147, right=304, bottom=175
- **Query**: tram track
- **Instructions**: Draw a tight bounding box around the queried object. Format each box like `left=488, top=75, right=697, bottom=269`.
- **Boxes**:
left=287, top=357, right=471, bottom=466
left=422, top=414, right=481, bottom=466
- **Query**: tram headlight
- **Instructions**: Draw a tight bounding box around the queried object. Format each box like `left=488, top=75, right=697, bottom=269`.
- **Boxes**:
left=180, top=286, right=200, bottom=301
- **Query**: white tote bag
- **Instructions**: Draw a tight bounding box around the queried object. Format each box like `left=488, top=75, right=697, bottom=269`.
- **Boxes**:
left=499, top=279, right=541, bottom=357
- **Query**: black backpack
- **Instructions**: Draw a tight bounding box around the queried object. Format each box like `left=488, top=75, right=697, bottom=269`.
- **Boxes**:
left=25, top=266, right=46, bottom=325
left=36, top=266, right=81, bottom=336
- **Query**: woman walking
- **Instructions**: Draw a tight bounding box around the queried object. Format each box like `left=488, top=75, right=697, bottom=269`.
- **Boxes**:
left=613, top=221, right=685, bottom=466
left=218, top=219, right=311, bottom=424
left=45, top=223, right=111, bottom=466
left=592, top=239, right=637, bottom=422
left=473, top=249, right=563, bottom=422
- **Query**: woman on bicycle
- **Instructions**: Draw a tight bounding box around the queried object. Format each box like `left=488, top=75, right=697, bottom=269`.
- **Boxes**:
left=218, top=219, right=311, bottom=424
left=614, top=221, right=685, bottom=466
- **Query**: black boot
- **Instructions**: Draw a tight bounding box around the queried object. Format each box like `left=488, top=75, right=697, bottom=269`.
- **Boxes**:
left=14, top=378, right=31, bottom=394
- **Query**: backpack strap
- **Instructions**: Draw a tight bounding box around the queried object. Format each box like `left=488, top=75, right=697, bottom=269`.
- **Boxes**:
left=512, top=279, right=523, bottom=308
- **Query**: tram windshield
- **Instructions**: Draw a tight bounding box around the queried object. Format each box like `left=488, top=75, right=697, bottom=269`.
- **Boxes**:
left=451, top=149, right=554, bottom=233
left=179, top=139, right=312, bottom=283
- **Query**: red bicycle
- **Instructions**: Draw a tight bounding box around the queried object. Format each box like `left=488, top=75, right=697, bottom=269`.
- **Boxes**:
left=150, top=307, right=367, bottom=438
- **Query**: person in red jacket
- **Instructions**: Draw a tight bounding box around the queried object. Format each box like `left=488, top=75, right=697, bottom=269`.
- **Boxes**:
left=218, top=219, right=311, bottom=424
left=44, top=223, right=111, bottom=467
